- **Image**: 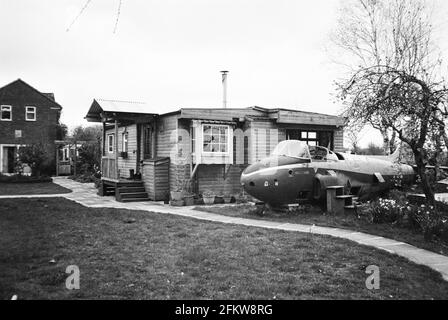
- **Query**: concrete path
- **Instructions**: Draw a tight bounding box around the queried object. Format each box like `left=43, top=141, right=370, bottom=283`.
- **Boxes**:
left=4, top=177, right=448, bottom=281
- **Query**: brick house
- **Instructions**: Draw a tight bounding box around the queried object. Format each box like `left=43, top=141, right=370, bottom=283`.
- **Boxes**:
left=0, top=79, right=63, bottom=174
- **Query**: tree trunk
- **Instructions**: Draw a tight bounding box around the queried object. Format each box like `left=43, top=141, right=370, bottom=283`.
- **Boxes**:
left=414, top=149, right=435, bottom=205
left=380, top=129, right=390, bottom=155
left=390, top=130, right=397, bottom=154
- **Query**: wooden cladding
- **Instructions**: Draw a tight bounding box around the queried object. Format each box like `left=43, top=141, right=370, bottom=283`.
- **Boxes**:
left=101, top=157, right=117, bottom=180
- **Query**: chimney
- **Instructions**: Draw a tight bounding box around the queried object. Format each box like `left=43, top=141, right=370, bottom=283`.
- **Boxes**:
left=220, top=71, right=229, bottom=108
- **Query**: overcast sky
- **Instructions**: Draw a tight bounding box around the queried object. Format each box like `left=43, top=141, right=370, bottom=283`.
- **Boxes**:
left=1, top=0, right=447, bottom=147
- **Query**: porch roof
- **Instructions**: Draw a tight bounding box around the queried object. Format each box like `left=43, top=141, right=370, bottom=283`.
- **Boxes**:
left=85, top=99, right=157, bottom=122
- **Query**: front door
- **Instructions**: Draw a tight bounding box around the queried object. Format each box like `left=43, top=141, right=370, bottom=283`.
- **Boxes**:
left=2, top=146, right=17, bottom=173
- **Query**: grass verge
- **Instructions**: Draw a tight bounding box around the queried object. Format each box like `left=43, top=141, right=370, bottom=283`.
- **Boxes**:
left=1, top=198, right=448, bottom=299
left=0, top=182, right=72, bottom=196
left=194, top=203, right=448, bottom=256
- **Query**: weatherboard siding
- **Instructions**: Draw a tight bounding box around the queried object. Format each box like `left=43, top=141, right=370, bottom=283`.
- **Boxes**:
left=196, top=164, right=246, bottom=195
left=105, top=124, right=138, bottom=179
left=155, top=115, right=179, bottom=191
left=250, top=121, right=279, bottom=163
left=334, top=129, right=344, bottom=153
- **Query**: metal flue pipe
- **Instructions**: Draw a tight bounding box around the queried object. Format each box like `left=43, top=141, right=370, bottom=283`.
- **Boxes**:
left=220, top=71, right=229, bottom=108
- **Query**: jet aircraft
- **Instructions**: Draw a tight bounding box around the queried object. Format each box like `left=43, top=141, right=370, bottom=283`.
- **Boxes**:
left=240, top=140, right=415, bottom=207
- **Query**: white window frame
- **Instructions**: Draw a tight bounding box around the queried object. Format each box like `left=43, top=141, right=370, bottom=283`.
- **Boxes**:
left=107, top=134, right=115, bottom=154
left=122, top=132, right=128, bottom=153
left=201, top=124, right=230, bottom=155
left=25, top=106, right=36, bottom=121
left=1, top=105, right=12, bottom=121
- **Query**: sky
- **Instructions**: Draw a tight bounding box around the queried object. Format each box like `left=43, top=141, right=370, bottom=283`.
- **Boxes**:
left=1, top=0, right=447, bottom=147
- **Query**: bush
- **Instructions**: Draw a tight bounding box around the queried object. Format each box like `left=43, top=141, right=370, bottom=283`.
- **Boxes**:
left=77, top=142, right=101, bottom=174
left=17, top=143, right=48, bottom=177
left=407, top=204, right=448, bottom=241
left=363, top=198, right=407, bottom=224
left=69, top=173, right=101, bottom=186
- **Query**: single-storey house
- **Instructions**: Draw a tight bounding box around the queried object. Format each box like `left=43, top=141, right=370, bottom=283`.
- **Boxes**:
left=85, top=99, right=345, bottom=201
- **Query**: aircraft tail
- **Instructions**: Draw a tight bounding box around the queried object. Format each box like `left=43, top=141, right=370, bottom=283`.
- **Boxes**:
left=387, top=145, right=401, bottom=163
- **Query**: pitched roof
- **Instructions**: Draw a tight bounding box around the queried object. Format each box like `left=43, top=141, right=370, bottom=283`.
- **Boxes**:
left=85, top=99, right=159, bottom=121
left=0, top=79, right=62, bottom=110
left=94, top=99, right=149, bottom=113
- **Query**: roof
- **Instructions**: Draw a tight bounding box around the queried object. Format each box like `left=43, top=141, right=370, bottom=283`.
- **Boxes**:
left=85, top=99, right=158, bottom=121
left=85, top=102, right=345, bottom=127
left=0, top=79, right=62, bottom=110
left=173, top=107, right=346, bottom=127
left=94, top=99, right=149, bottom=113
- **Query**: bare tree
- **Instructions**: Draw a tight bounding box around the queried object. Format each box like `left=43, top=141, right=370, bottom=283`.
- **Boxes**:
left=333, top=0, right=448, bottom=205
left=345, top=123, right=363, bottom=153
left=331, top=0, right=443, bottom=155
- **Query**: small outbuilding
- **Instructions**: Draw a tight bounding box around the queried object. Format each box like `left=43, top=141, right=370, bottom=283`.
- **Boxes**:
left=85, top=101, right=345, bottom=201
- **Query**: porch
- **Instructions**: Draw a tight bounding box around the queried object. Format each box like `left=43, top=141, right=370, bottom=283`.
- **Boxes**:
left=85, top=99, right=159, bottom=202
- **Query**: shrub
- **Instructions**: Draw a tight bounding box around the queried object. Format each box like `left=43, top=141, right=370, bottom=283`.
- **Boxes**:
left=407, top=204, right=448, bottom=241
left=17, top=143, right=48, bottom=177
left=69, top=173, right=100, bottom=186
left=77, top=142, right=101, bottom=174
left=363, top=198, right=407, bottom=224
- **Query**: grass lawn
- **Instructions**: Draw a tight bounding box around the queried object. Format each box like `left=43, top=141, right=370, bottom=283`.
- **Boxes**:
left=195, top=204, right=448, bottom=257
left=1, top=198, right=448, bottom=300
left=0, top=182, right=72, bottom=196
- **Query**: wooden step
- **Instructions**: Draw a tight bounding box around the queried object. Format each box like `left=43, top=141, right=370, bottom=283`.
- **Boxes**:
left=344, top=205, right=356, bottom=210
left=117, top=182, right=144, bottom=187
left=336, top=195, right=353, bottom=207
left=336, top=195, right=353, bottom=199
left=118, top=187, right=146, bottom=193
left=121, top=197, right=150, bottom=202
left=120, top=192, right=149, bottom=199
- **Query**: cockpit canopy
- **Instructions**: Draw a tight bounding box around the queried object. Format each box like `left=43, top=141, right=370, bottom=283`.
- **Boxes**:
left=271, top=140, right=311, bottom=159
left=271, top=140, right=339, bottom=161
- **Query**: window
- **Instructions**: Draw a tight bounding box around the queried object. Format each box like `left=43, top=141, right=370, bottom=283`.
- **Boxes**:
left=122, top=132, right=128, bottom=152
left=300, top=131, right=318, bottom=145
left=202, top=125, right=229, bottom=153
left=287, top=130, right=319, bottom=147
left=107, top=134, right=114, bottom=153
left=1, top=105, right=12, bottom=121
left=25, top=106, right=36, bottom=121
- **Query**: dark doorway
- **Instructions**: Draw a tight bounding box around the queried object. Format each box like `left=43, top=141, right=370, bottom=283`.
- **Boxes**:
left=2, top=146, right=17, bottom=173
left=143, top=125, right=152, bottom=159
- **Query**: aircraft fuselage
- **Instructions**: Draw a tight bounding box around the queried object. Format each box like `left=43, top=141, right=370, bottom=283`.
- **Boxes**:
left=241, top=153, right=415, bottom=206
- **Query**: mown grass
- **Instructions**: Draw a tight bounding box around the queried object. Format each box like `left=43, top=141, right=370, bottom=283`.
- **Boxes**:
left=195, top=204, right=448, bottom=256
left=0, top=182, right=72, bottom=196
left=1, top=198, right=448, bottom=300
